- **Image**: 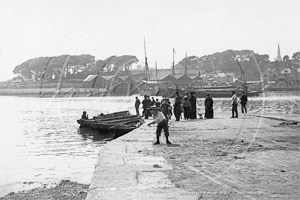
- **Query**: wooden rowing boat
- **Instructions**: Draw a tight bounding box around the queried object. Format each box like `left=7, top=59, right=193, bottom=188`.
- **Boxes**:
left=77, top=110, right=144, bottom=137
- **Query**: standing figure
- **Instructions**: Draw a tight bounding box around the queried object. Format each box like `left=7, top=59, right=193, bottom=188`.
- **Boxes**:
left=231, top=91, right=238, bottom=118
left=160, top=98, right=172, bottom=123
left=147, top=106, right=171, bottom=145
left=173, top=91, right=182, bottom=121
left=167, top=99, right=173, bottom=120
left=189, top=91, right=197, bottom=119
left=147, top=96, right=153, bottom=117
left=142, top=95, right=151, bottom=119
left=240, top=91, right=248, bottom=114
left=183, top=92, right=189, bottom=100
left=204, top=94, right=214, bottom=119
left=135, top=96, right=141, bottom=116
left=182, top=96, right=191, bottom=120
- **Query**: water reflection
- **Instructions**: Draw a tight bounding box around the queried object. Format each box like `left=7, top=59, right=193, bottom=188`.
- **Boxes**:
left=0, top=96, right=135, bottom=197
left=77, top=128, right=114, bottom=142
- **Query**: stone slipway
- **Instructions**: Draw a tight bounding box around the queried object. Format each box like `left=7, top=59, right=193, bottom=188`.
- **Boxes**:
left=86, top=121, right=199, bottom=200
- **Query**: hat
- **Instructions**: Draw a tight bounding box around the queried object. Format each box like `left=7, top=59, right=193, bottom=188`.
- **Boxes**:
left=148, top=106, right=160, bottom=110
left=206, top=94, right=210, bottom=96
left=231, top=91, right=235, bottom=93
left=190, top=91, right=195, bottom=95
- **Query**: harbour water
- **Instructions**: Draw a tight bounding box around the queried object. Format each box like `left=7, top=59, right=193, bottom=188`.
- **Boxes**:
left=0, top=91, right=299, bottom=197
left=0, top=96, right=136, bottom=197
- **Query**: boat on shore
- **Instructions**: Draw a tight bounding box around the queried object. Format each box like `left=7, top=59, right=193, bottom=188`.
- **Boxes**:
left=77, top=110, right=144, bottom=138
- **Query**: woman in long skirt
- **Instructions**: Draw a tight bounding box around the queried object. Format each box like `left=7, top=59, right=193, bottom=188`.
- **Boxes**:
left=189, top=92, right=197, bottom=119
left=204, top=94, right=214, bottom=119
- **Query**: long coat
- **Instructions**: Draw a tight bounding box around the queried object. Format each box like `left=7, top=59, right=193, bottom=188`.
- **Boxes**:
left=204, top=96, right=214, bottom=119
left=189, top=95, right=197, bottom=119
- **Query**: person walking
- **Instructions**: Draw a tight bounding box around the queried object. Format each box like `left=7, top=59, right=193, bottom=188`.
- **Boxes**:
left=135, top=96, right=141, bottom=116
left=147, top=106, right=171, bottom=145
left=173, top=91, right=182, bottom=121
left=204, top=94, right=214, bottom=119
left=240, top=91, right=248, bottom=114
left=189, top=91, right=197, bottom=119
left=182, top=96, right=191, bottom=120
left=231, top=91, right=238, bottom=118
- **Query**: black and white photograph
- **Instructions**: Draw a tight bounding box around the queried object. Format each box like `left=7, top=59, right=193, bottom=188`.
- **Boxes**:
left=0, top=0, right=299, bottom=199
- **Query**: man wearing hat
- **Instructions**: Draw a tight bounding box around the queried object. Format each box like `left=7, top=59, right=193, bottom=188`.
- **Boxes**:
left=147, top=106, right=171, bottom=145
left=231, top=91, right=238, bottom=118
left=142, top=95, right=151, bottom=119
left=173, top=91, right=182, bottom=121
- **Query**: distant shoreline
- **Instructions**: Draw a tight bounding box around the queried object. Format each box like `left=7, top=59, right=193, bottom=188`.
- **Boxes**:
left=0, top=88, right=109, bottom=98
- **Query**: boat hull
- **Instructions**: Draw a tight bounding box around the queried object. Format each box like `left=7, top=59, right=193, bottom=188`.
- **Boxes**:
left=77, top=110, right=144, bottom=138
left=166, top=88, right=262, bottom=98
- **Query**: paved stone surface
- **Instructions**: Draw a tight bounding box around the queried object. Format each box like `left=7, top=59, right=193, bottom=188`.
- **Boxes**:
left=86, top=122, right=199, bottom=200
left=87, top=112, right=300, bottom=200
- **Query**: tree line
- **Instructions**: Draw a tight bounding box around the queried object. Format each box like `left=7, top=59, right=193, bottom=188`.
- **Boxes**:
left=177, top=50, right=300, bottom=80
left=13, top=50, right=300, bottom=81
left=13, top=55, right=139, bottom=80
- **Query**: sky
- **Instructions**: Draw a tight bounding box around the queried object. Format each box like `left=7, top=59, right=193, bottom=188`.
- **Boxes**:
left=0, top=0, right=299, bottom=81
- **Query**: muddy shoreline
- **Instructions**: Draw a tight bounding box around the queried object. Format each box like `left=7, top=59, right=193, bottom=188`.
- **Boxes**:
left=0, top=180, right=89, bottom=200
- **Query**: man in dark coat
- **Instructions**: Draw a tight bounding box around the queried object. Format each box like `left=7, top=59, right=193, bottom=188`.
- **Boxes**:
left=204, top=94, right=214, bottom=119
left=240, top=91, right=248, bottom=113
left=142, top=95, right=151, bottom=119
left=173, top=91, right=182, bottom=121
left=135, top=96, right=141, bottom=116
left=189, top=91, right=197, bottom=119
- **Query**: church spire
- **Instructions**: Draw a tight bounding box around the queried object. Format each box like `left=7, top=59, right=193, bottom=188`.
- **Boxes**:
left=277, top=43, right=282, bottom=61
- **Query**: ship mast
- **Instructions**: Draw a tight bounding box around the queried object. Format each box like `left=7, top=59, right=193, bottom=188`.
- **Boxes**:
left=144, top=37, right=149, bottom=83
left=172, top=48, right=175, bottom=77
left=230, top=50, right=247, bottom=94
left=184, top=52, right=188, bottom=75
left=155, top=61, right=158, bottom=80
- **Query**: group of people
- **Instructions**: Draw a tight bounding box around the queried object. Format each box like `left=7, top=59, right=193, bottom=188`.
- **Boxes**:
left=134, top=90, right=248, bottom=146
left=231, top=91, right=248, bottom=118
left=173, top=91, right=197, bottom=121
left=135, top=95, right=172, bottom=120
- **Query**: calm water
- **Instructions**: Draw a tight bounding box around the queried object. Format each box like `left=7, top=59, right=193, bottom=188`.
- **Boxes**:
left=0, top=96, right=136, bottom=197
left=0, top=92, right=299, bottom=197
